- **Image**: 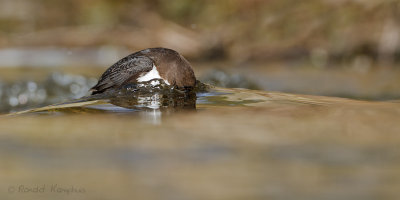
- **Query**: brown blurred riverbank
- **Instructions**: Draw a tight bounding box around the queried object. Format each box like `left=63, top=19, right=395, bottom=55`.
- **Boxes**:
left=1, top=0, right=400, bottom=66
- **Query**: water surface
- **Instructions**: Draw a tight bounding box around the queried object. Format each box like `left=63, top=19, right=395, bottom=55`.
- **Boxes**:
left=1, top=70, right=400, bottom=200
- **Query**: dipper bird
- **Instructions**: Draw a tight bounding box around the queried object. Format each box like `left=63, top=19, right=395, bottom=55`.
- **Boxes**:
left=90, top=48, right=196, bottom=95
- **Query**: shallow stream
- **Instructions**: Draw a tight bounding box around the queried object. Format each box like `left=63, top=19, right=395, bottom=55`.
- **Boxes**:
left=1, top=68, right=400, bottom=200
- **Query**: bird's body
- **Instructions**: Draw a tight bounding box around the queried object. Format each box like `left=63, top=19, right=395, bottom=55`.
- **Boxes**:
left=90, top=48, right=196, bottom=94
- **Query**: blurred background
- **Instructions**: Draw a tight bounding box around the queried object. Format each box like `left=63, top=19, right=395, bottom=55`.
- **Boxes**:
left=1, top=0, right=400, bottom=112
left=2, top=2, right=400, bottom=200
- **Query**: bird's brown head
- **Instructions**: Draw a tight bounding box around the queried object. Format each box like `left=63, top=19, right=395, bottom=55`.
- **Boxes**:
left=139, top=48, right=196, bottom=88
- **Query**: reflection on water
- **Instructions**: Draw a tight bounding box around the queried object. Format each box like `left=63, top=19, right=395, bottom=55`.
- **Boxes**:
left=85, top=79, right=199, bottom=124
left=101, top=79, right=198, bottom=110
left=4, top=77, right=210, bottom=124
left=0, top=72, right=97, bottom=113
left=0, top=72, right=210, bottom=115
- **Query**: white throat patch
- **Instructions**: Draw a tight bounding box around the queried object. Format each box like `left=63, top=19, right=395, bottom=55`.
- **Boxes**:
left=137, top=64, right=170, bottom=85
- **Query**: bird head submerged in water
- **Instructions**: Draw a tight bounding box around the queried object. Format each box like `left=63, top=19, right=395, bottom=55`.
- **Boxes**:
left=90, top=48, right=196, bottom=95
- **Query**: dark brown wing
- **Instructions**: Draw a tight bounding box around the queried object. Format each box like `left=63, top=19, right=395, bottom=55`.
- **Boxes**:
left=90, top=55, right=154, bottom=94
